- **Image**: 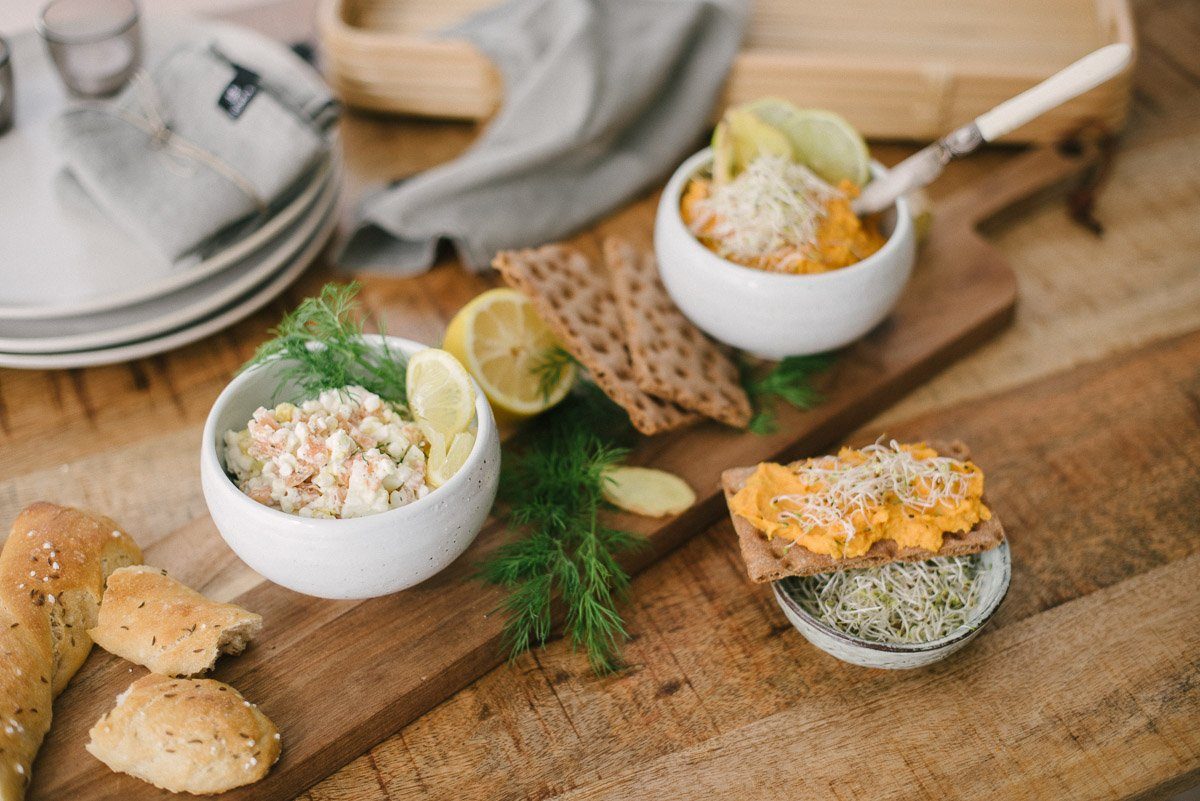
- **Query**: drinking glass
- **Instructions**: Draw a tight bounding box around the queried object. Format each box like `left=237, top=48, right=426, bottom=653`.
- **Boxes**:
left=37, top=0, right=141, bottom=98
left=0, top=37, right=13, bottom=134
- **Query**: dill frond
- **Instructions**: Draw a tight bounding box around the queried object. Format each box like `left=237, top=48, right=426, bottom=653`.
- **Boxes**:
left=741, top=353, right=834, bottom=434
left=481, top=384, right=643, bottom=674
left=530, top=345, right=577, bottom=403
left=243, top=282, right=408, bottom=408
left=747, top=406, right=778, bottom=435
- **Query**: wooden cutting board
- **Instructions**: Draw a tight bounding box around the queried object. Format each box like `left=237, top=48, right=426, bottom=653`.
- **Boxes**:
left=29, top=145, right=1091, bottom=800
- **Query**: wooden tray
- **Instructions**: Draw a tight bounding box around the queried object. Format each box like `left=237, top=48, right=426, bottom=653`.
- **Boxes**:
left=317, top=0, right=1135, bottom=142
left=29, top=146, right=1092, bottom=800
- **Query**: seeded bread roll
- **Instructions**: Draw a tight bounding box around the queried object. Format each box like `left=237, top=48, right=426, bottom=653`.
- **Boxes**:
left=0, top=502, right=142, bottom=801
left=88, top=565, right=262, bottom=677
left=87, top=674, right=281, bottom=795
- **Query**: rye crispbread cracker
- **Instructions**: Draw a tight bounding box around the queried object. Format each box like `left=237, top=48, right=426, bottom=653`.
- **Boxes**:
left=604, top=237, right=752, bottom=428
left=493, top=245, right=698, bottom=436
left=721, top=440, right=1005, bottom=583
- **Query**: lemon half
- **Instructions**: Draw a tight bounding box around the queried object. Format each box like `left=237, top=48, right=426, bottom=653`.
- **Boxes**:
left=443, top=288, right=575, bottom=423
left=406, top=348, right=476, bottom=437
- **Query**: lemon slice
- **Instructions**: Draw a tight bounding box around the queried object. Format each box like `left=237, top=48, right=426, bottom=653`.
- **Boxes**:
left=601, top=466, right=696, bottom=518
left=712, top=107, right=793, bottom=184
left=745, top=99, right=871, bottom=187
left=442, top=288, right=575, bottom=423
left=406, top=348, right=476, bottom=437
left=421, top=422, right=476, bottom=488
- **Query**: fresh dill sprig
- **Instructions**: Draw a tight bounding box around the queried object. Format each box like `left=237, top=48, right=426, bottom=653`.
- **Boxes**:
left=479, top=383, right=643, bottom=674
left=243, top=282, right=408, bottom=408
left=530, top=345, right=577, bottom=403
left=746, top=406, right=780, bottom=435
left=741, top=354, right=834, bottom=434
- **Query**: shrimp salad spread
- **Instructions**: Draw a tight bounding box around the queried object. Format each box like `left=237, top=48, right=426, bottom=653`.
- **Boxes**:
left=223, top=386, right=432, bottom=519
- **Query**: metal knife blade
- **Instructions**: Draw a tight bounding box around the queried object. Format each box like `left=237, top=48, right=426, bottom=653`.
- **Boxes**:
left=852, top=122, right=983, bottom=216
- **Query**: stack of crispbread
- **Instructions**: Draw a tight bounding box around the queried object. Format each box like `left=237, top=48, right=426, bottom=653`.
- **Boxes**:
left=493, top=238, right=751, bottom=436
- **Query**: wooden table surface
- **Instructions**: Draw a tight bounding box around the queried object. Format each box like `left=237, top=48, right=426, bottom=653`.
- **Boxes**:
left=3, top=0, right=1199, bottom=798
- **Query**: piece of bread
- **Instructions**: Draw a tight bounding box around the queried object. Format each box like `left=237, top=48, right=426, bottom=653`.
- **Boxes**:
left=722, top=441, right=1005, bottom=583
left=493, top=244, right=698, bottom=436
left=87, top=674, right=281, bottom=795
left=0, top=502, right=142, bottom=800
left=604, top=237, right=752, bottom=428
left=88, top=565, right=262, bottom=678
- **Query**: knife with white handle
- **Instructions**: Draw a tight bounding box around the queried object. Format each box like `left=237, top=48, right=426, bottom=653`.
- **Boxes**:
left=853, top=43, right=1133, bottom=216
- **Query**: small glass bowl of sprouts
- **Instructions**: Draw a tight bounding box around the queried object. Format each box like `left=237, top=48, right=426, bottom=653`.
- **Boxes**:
left=772, top=540, right=1010, bottom=669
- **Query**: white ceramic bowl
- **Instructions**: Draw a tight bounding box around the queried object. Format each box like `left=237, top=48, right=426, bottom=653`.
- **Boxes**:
left=772, top=541, right=1011, bottom=669
left=200, top=336, right=501, bottom=600
left=654, top=148, right=917, bottom=359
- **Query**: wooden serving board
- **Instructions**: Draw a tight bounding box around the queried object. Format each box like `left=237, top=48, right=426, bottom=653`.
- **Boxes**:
left=318, top=0, right=1134, bottom=142
left=29, top=146, right=1091, bottom=801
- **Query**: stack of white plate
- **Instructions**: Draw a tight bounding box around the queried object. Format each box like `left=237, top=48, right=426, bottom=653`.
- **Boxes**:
left=0, top=20, right=339, bottom=370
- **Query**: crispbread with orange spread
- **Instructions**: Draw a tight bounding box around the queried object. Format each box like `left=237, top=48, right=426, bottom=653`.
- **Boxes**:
left=722, top=440, right=1005, bottom=582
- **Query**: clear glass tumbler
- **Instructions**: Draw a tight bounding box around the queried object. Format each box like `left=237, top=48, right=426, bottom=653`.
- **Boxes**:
left=37, top=0, right=141, bottom=98
left=0, top=37, right=13, bottom=134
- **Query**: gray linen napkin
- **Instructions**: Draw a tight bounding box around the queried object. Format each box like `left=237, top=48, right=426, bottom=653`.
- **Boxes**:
left=53, top=36, right=335, bottom=262
left=339, top=0, right=747, bottom=274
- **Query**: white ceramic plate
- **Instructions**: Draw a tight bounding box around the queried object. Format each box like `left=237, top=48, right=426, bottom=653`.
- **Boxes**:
left=0, top=206, right=337, bottom=370
left=0, top=168, right=337, bottom=353
left=0, top=21, right=332, bottom=319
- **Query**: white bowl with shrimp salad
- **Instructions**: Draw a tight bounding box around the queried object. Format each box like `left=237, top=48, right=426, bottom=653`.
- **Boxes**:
left=200, top=335, right=500, bottom=599
left=772, top=541, right=1010, bottom=669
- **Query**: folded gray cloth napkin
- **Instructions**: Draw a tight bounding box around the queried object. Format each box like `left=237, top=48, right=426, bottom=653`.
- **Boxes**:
left=54, top=34, right=335, bottom=262
left=339, top=0, right=747, bottom=274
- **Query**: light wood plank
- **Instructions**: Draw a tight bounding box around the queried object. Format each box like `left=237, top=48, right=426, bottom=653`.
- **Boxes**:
left=877, top=117, right=1200, bottom=426
left=551, top=553, right=1200, bottom=801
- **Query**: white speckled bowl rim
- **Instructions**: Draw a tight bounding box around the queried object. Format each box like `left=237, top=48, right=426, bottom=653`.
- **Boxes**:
left=772, top=539, right=1011, bottom=654
left=201, top=334, right=494, bottom=527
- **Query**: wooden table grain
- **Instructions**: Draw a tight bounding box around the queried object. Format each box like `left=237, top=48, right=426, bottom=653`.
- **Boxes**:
left=3, top=0, right=1199, bottom=798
